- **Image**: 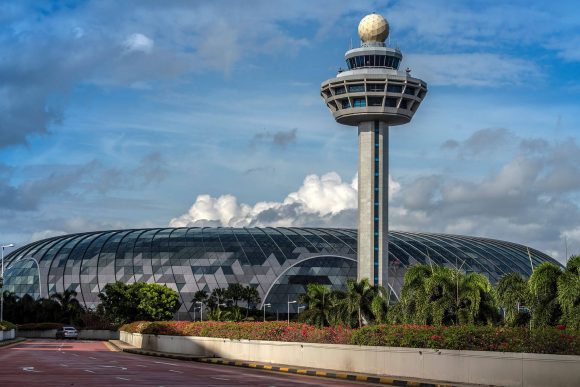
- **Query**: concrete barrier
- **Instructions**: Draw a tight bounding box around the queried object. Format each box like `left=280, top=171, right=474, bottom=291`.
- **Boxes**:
left=120, top=331, right=580, bottom=387
left=18, top=329, right=119, bottom=340
left=0, top=329, right=16, bottom=341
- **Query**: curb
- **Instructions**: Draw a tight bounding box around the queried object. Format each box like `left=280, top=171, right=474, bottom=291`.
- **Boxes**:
left=111, top=342, right=465, bottom=387
left=196, top=357, right=459, bottom=387
left=0, top=338, right=26, bottom=348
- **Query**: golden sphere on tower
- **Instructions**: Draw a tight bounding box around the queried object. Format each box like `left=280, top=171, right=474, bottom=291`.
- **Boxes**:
left=358, top=13, right=389, bottom=43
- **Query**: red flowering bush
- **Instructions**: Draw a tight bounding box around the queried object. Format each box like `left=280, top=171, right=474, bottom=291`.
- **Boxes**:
left=119, top=321, right=580, bottom=355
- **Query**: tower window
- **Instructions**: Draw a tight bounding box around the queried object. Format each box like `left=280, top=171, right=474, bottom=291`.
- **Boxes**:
left=348, top=84, right=365, bottom=92
left=340, top=99, right=350, bottom=109
left=353, top=98, right=366, bottom=107
left=334, top=86, right=346, bottom=95
left=367, top=84, right=384, bottom=92
left=385, top=98, right=398, bottom=107
left=400, top=99, right=408, bottom=109
left=404, top=87, right=416, bottom=95
left=387, top=84, right=402, bottom=93
left=368, top=97, right=382, bottom=107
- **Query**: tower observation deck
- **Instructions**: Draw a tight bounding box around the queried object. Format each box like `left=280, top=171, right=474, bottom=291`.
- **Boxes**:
left=320, top=13, right=427, bottom=290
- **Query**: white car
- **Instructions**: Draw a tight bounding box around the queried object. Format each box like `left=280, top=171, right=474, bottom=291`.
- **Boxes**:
left=56, top=326, right=78, bottom=340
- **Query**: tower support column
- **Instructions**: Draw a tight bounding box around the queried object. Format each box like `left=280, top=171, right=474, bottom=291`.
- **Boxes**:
left=357, top=120, right=389, bottom=287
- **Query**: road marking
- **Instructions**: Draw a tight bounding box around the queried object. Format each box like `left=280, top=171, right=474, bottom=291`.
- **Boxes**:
left=71, top=353, right=79, bottom=357
left=84, top=370, right=95, bottom=373
left=99, top=365, right=128, bottom=371
left=21, top=367, right=40, bottom=373
left=137, top=365, right=147, bottom=368
left=154, top=361, right=178, bottom=366
left=88, top=357, right=97, bottom=360
left=116, top=377, right=130, bottom=381
left=211, top=377, right=230, bottom=381
left=108, top=360, right=119, bottom=363
left=168, top=369, right=183, bottom=374
left=60, top=364, right=69, bottom=367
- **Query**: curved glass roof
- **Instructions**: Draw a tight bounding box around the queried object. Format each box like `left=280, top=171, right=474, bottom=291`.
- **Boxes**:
left=3, top=228, right=559, bottom=317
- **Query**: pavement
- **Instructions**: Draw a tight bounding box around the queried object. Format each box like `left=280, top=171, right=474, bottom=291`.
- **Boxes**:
left=0, top=339, right=377, bottom=386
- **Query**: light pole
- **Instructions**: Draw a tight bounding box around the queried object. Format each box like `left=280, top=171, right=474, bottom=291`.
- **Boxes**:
left=287, top=299, right=297, bottom=325
left=297, top=305, right=306, bottom=314
left=1, top=243, right=15, bottom=323
left=195, top=301, right=203, bottom=321
left=262, top=303, right=271, bottom=322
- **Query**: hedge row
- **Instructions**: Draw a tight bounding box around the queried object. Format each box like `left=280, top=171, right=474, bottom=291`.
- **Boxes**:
left=0, top=321, right=16, bottom=331
left=120, top=321, right=580, bottom=355
left=17, top=322, right=64, bottom=331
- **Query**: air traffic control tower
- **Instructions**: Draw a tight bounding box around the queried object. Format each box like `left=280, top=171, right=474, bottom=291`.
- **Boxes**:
left=321, top=13, right=427, bottom=289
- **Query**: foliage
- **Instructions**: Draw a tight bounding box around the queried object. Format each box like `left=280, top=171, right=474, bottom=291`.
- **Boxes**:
left=351, top=324, right=580, bottom=355
left=496, top=273, right=528, bottom=326
left=297, top=283, right=333, bottom=327
left=17, top=322, right=64, bottom=330
left=119, top=320, right=580, bottom=355
left=393, top=265, right=498, bottom=326
left=0, top=320, right=16, bottom=331
left=197, top=284, right=261, bottom=322
left=2, top=291, right=84, bottom=326
left=98, top=282, right=181, bottom=325
left=557, top=255, right=580, bottom=330
left=527, top=262, right=562, bottom=328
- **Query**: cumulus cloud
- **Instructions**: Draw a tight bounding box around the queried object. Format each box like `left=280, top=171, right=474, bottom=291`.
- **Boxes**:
left=170, top=172, right=401, bottom=228
left=171, top=133, right=580, bottom=263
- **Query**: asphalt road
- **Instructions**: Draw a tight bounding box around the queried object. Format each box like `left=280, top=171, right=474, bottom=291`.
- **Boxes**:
left=0, top=339, right=371, bottom=387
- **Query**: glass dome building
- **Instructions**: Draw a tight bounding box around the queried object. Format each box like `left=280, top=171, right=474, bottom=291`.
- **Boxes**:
left=3, top=227, right=560, bottom=318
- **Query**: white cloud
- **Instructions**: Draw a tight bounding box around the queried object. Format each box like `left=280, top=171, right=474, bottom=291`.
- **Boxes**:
left=170, top=172, right=400, bottom=228
left=124, top=33, right=154, bottom=54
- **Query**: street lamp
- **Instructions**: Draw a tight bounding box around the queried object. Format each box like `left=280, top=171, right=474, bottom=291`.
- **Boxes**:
left=297, top=305, right=306, bottom=313
left=287, top=300, right=297, bottom=325
left=1, top=243, right=15, bottom=322
left=195, top=301, right=204, bottom=321
left=262, top=303, right=271, bottom=322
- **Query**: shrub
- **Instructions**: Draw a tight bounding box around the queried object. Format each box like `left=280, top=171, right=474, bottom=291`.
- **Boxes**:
left=0, top=321, right=17, bottom=331
left=17, top=322, right=64, bottom=331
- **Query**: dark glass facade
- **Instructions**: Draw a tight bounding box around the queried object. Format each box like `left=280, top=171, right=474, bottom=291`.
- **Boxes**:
left=3, top=228, right=560, bottom=318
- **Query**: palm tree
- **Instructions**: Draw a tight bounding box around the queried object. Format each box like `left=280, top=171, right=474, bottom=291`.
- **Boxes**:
left=341, top=278, right=376, bottom=328
left=455, top=272, right=497, bottom=325
left=527, top=262, right=562, bottom=329
left=557, top=255, right=580, bottom=330
left=497, top=273, right=527, bottom=326
left=398, top=264, right=432, bottom=324
left=423, top=266, right=456, bottom=325
left=297, top=283, right=331, bottom=328
left=51, top=289, right=82, bottom=324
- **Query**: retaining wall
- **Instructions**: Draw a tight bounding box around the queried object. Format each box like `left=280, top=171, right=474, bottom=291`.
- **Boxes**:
left=18, top=329, right=119, bottom=340
left=120, top=331, right=580, bottom=387
left=0, top=329, right=15, bottom=341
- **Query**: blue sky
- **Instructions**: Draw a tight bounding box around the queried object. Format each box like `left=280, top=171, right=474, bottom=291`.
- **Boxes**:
left=1, top=0, right=579, bottom=262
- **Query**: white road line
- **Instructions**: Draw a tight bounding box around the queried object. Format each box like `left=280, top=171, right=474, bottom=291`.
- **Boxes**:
left=108, top=360, right=118, bottom=363
left=211, top=377, right=230, bottom=381
left=116, top=377, right=130, bottom=381
left=21, top=367, right=40, bottom=373
left=60, top=364, right=69, bottom=367
left=153, top=361, right=178, bottom=366
left=137, top=365, right=147, bottom=368
left=84, top=370, right=95, bottom=373
left=71, top=354, right=79, bottom=357
left=88, top=357, right=97, bottom=360
left=168, top=369, right=183, bottom=374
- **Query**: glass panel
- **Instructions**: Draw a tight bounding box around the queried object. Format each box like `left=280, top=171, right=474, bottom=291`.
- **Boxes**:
left=348, top=84, right=365, bottom=92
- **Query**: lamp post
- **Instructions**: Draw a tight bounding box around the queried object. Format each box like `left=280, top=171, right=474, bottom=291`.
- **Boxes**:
left=1, top=243, right=15, bottom=323
left=297, top=305, right=306, bottom=314
left=262, top=303, right=271, bottom=322
left=195, top=301, right=203, bottom=321
left=287, top=299, right=297, bottom=325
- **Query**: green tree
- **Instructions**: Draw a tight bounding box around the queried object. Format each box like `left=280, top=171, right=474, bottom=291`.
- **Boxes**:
left=242, top=286, right=261, bottom=318
left=51, top=289, right=83, bottom=324
left=341, top=278, right=376, bottom=328
left=557, top=255, right=580, bottom=330
left=497, top=273, right=528, bottom=326
left=297, top=283, right=332, bottom=328
left=527, top=262, right=562, bottom=329
left=226, top=283, right=245, bottom=307
left=98, top=282, right=180, bottom=324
